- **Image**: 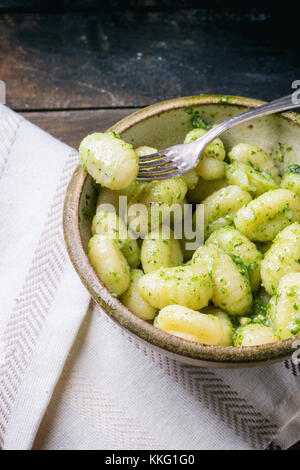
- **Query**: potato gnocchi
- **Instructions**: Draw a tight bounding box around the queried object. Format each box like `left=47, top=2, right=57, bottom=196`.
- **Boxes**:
left=233, top=324, right=278, bottom=347
left=228, top=143, right=280, bottom=183
left=88, top=234, right=130, bottom=296
left=92, top=210, right=140, bottom=268
left=261, top=223, right=300, bottom=294
left=281, top=164, right=300, bottom=197
left=138, top=264, right=213, bottom=311
left=141, top=227, right=183, bottom=273
left=195, top=185, right=252, bottom=239
left=120, top=269, right=157, bottom=320
left=206, top=226, right=262, bottom=290
left=225, top=161, right=278, bottom=196
left=234, top=188, right=300, bottom=241
left=80, top=123, right=300, bottom=348
left=268, top=273, right=300, bottom=340
left=192, top=245, right=252, bottom=316
left=80, top=132, right=138, bottom=190
left=154, top=305, right=233, bottom=345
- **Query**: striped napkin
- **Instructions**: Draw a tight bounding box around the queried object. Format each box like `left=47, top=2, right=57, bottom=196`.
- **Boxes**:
left=0, top=104, right=299, bottom=450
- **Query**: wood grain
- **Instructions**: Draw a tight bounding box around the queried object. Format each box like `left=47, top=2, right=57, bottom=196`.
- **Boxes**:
left=20, top=108, right=135, bottom=148
left=1, top=9, right=299, bottom=110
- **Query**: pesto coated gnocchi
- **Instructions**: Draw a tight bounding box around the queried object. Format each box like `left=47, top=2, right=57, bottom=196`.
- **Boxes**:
left=80, top=132, right=138, bottom=189
left=268, top=273, right=300, bottom=340
left=92, top=210, right=140, bottom=268
left=195, top=185, right=252, bottom=238
left=281, top=164, right=300, bottom=197
left=261, top=223, right=300, bottom=294
left=138, top=264, right=213, bottom=311
left=206, top=226, right=262, bottom=290
left=184, top=128, right=226, bottom=161
left=120, top=269, right=157, bottom=320
left=192, top=245, right=252, bottom=316
left=88, top=234, right=130, bottom=296
left=228, top=143, right=280, bottom=183
left=154, top=305, right=233, bottom=345
left=141, top=227, right=183, bottom=273
left=182, top=169, right=199, bottom=190
left=234, top=188, right=300, bottom=241
left=225, top=161, right=278, bottom=196
left=127, top=177, right=187, bottom=235
left=80, top=118, right=300, bottom=349
left=233, top=324, right=278, bottom=347
left=196, top=158, right=227, bottom=180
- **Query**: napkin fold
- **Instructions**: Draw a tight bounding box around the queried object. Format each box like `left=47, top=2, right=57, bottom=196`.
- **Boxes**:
left=0, top=104, right=299, bottom=450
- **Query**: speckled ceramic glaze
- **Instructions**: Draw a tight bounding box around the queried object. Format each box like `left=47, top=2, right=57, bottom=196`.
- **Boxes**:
left=63, top=95, right=300, bottom=368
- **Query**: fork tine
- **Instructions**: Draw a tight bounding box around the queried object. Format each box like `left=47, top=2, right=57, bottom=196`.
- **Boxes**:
left=137, top=169, right=183, bottom=180
left=138, top=163, right=178, bottom=175
left=139, top=155, right=173, bottom=168
left=138, top=151, right=166, bottom=162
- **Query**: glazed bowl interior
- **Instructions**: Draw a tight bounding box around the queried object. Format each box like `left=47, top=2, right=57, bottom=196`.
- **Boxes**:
left=64, top=95, right=300, bottom=368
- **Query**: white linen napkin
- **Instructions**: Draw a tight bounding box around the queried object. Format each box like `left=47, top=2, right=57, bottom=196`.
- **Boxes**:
left=0, top=104, right=299, bottom=450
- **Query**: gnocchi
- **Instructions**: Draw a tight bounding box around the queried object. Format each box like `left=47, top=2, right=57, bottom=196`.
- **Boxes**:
left=194, top=185, right=252, bottom=239
left=135, top=145, right=158, bottom=157
left=96, top=181, right=146, bottom=214
left=268, top=273, right=300, bottom=340
left=233, top=324, right=278, bottom=347
left=120, top=269, right=157, bottom=320
left=79, top=132, right=138, bottom=189
left=92, top=210, right=140, bottom=268
left=228, top=143, right=280, bottom=183
left=206, top=226, right=262, bottom=290
left=184, top=128, right=226, bottom=160
left=192, top=245, right=252, bottom=316
left=141, top=227, right=183, bottom=273
left=226, top=161, right=278, bottom=196
left=281, top=164, right=300, bottom=197
left=127, top=177, right=187, bottom=235
left=261, top=223, right=300, bottom=294
left=234, top=188, right=300, bottom=241
left=182, top=169, right=199, bottom=190
left=196, top=158, right=227, bottom=180
left=88, top=234, right=130, bottom=296
left=138, top=264, right=213, bottom=311
left=154, top=305, right=233, bottom=345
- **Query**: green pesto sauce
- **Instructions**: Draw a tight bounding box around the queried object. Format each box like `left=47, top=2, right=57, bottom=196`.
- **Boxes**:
left=288, top=164, right=300, bottom=175
left=184, top=107, right=212, bottom=130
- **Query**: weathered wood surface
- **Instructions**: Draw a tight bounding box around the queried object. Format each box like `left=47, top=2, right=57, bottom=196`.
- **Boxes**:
left=1, top=9, right=299, bottom=110
left=21, top=108, right=134, bottom=148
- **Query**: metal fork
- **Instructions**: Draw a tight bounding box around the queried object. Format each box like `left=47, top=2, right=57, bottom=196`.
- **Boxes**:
left=137, top=94, right=299, bottom=180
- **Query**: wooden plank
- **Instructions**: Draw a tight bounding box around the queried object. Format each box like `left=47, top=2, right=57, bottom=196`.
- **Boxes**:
left=0, top=1, right=203, bottom=10
left=19, top=108, right=135, bottom=149
left=1, top=10, right=299, bottom=110
left=0, top=2, right=279, bottom=12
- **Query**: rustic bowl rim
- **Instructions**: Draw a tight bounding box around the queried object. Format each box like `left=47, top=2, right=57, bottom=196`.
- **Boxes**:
left=63, top=94, right=300, bottom=366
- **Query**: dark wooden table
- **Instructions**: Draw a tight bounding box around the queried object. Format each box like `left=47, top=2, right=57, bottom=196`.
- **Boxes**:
left=1, top=1, right=299, bottom=450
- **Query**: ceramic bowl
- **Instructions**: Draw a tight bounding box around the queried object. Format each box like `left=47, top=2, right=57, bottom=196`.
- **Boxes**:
left=63, top=94, right=300, bottom=368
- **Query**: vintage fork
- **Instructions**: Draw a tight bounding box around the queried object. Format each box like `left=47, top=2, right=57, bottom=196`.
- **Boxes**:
left=137, top=94, right=299, bottom=180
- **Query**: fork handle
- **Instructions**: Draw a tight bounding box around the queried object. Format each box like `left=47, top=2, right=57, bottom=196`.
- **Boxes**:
left=194, top=94, right=299, bottom=152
